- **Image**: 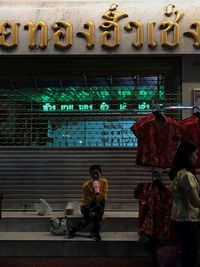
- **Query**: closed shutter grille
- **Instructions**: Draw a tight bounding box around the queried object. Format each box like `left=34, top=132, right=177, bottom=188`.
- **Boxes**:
left=0, top=147, right=171, bottom=210
left=0, top=56, right=181, bottom=210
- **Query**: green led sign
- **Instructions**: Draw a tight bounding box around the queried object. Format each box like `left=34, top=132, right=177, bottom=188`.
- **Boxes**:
left=100, top=90, right=109, bottom=98
left=42, top=101, right=163, bottom=112
left=118, top=90, right=132, bottom=97
left=60, top=104, right=74, bottom=111
left=137, top=87, right=164, bottom=100
left=100, top=102, right=110, bottom=111
left=30, top=85, right=164, bottom=103
left=41, top=84, right=165, bottom=113
left=43, top=103, right=56, bottom=111
left=120, top=103, right=127, bottom=111
left=138, top=102, right=150, bottom=110
left=79, top=104, right=93, bottom=111
left=42, top=102, right=130, bottom=112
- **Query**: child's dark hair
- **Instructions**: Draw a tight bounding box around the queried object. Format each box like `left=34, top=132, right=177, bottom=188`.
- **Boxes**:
left=169, top=141, right=197, bottom=180
left=90, top=164, right=102, bottom=174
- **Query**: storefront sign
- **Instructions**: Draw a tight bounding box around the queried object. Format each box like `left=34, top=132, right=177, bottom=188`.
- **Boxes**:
left=42, top=102, right=129, bottom=112
left=42, top=101, right=153, bottom=113
left=0, top=1, right=200, bottom=54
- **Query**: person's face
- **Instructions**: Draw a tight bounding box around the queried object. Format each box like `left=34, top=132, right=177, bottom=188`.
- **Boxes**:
left=90, top=169, right=101, bottom=180
left=189, top=150, right=198, bottom=166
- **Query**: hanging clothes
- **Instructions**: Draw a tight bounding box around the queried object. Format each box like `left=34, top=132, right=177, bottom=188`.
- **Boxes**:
left=131, top=114, right=182, bottom=168
left=182, top=115, right=200, bottom=168
left=134, top=181, right=174, bottom=241
left=181, top=115, right=196, bottom=126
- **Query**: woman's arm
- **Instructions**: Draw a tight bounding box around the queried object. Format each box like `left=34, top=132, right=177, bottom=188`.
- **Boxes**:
left=188, top=188, right=200, bottom=208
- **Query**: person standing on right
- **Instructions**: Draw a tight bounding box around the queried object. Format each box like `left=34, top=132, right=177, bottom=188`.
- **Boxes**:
left=170, top=141, right=200, bottom=267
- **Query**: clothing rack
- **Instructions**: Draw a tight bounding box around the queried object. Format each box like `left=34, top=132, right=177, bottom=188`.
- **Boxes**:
left=151, top=105, right=200, bottom=121
left=151, top=105, right=200, bottom=111
left=164, top=106, right=196, bottom=110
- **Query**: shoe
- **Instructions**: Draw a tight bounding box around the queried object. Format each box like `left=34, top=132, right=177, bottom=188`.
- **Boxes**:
left=68, top=227, right=77, bottom=238
left=90, top=232, right=101, bottom=241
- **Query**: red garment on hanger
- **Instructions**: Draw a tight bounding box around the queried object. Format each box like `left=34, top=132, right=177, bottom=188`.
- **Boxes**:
left=134, top=182, right=174, bottom=240
left=131, top=115, right=182, bottom=168
left=181, top=116, right=195, bottom=126
left=182, top=116, right=200, bottom=168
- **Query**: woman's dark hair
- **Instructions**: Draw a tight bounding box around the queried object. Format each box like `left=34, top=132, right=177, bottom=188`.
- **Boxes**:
left=90, top=164, right=102, bottom=174
left=169, top=141, right=197, bottom=180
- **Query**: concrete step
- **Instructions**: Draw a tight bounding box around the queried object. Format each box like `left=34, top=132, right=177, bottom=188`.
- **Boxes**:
left=0, top=215, right=182, bottom=266
left=4, top=192, right=135, bottom=198
left=3, top=201, right=138, bottom=210
left=0, top=231, right=148, bottom=257
left=0, top=257, right=154, bottom=267
left=0, top=211, right=138, bottom=232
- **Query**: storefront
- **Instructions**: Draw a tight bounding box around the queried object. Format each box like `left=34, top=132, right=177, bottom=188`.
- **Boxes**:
left=0, top=0, right=199, bottom=210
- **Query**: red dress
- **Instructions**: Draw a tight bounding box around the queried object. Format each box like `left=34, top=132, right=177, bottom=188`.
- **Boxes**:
left=131, top=115, right=182, bottom=168
left=182, top=116, right=200, bottom=168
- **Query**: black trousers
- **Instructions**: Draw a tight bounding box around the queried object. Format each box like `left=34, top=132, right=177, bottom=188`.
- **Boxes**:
left=173, top=221, right=198, bottom=267
left=76, top=200, right=105, bottom=234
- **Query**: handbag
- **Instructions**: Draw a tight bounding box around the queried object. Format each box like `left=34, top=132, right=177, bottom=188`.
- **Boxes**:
left=49, top=216, right=68, bottom=235
left=156, top=246, right=178, bottom=267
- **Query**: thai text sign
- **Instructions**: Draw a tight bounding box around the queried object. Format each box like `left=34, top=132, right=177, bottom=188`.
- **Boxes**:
left=0, top=1, right=200, bottom=54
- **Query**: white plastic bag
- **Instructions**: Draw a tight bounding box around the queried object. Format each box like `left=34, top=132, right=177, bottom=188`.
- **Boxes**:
left=34, top=198, right=52, bottom=216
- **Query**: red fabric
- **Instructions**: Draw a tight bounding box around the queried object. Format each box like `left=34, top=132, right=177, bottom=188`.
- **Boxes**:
left=134, top=182, right=174, bottom=240
left=181, top=115, right=196, bottom=126
left=131, top=115, right=182, bottom=168
left=182, top=116, right=200, bottom=168
left=131, top=115, right=154, bottom=134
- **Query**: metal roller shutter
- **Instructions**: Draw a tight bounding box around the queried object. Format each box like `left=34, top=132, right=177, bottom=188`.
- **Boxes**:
left=0, top=56, right=182, bottom=211
left=0, top=147, right=172, bottom=210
